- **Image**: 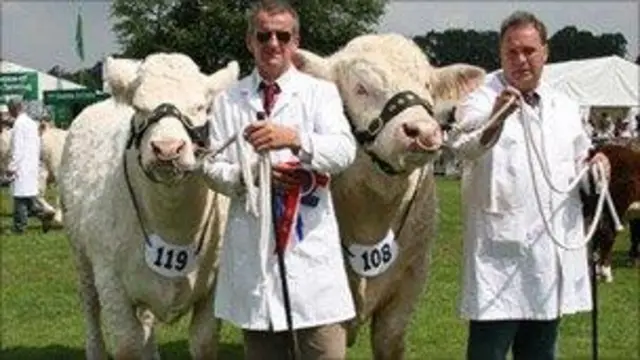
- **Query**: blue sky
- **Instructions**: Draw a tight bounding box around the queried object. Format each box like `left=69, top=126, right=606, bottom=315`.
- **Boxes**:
left=1, top=1, right=638, bottom=72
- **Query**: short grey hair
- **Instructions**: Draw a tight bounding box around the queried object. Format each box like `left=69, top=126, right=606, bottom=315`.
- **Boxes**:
left=7, top=97, right=23, bottom=109
left=499, top=11, right=548, bottom=45
left=24, top=100, right=50, bottom=121
left=246, top=0, right=300, bottom=36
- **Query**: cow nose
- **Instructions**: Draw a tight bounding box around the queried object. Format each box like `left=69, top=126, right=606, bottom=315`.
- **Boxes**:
left=151, top=139, right=186, bottom=161
left=402, top=123, right=421, bottom=139
left=403, top=122, right=442, bottom=151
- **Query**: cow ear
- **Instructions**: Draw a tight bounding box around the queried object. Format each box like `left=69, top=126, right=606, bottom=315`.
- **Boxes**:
left=105, top=56, right=142, bottom=104
left=429, top=64, right=486, bottom=103
left=293, top=49, right=334, bottom=81
left=206, top=61, right=240, bottom=98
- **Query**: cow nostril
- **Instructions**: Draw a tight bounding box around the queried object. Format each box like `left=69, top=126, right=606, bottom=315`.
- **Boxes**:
left=403, top=123, right=420, bottom=138
left=150, top=139, right=186, bottom=159
left=151, top=142, right=162, bottom=155
left=176, top=140, right=186, bottom=154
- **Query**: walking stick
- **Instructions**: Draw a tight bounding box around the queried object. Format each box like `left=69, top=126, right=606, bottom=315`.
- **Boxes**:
left=590, top=236, right=599, bottom=360
left=273, top=225, right=300, bottom=360
left=256, top=111, right=300, bottom=360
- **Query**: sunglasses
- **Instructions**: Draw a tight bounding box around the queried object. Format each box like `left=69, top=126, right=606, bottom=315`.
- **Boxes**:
left=255, top=31, right=292, bottom=44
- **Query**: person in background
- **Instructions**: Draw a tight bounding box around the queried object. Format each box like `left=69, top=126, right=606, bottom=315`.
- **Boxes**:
left=447, top=11, right=610, bottom=360
left=197, top=1, right=356, bottom=359
left=6, top=98, right=53, bottom=233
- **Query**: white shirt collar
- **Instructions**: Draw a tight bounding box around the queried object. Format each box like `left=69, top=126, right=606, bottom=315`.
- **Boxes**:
left=250, top=65, right=298, bottom=94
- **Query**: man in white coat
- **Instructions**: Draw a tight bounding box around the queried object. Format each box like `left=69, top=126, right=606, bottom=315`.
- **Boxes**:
left=448, top=11, right=610, bottom=360
left=198, top=1, right=356, bottom=359
left=6, top=98, right=54, bottom=233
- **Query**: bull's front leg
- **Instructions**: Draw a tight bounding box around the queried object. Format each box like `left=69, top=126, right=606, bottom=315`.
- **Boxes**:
left=188, top=292, right=219, bottom=359
left=346, top=274, right=367, bottom=347
left=370, top=258, right=428, bottom=360
left=72, top=249, right=108, bottom=360
left=95, top=270, right=155, bottom=360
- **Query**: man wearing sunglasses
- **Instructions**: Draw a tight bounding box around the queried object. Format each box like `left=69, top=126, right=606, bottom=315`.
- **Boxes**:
left=199, top=1, right=357, bottom=359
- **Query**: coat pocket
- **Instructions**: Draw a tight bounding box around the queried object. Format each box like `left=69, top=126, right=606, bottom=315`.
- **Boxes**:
left=481, top=208, right=527, bottom=258
left=487, top=136, right=525, bottom=212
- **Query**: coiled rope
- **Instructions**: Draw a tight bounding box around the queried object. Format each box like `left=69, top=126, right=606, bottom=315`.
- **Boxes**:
left=487, top=94, right=623, bottom=251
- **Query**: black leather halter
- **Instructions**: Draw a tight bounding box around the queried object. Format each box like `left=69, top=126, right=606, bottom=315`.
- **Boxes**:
left=125, top=103, right=210, bottom=150
left=124, top=103, right=210, bottom=184
left=346, top=90, right=435, bottom=176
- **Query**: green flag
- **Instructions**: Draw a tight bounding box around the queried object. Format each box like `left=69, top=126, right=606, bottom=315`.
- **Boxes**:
left=75, top=11, right=85, bottom=61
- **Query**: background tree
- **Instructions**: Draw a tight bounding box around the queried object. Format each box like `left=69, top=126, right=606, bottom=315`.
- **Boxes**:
left=413, top=29, right=499, bottom=71
left=548, top=26, right=627, bottom=62
left=110, top=0, right=388, bottom=75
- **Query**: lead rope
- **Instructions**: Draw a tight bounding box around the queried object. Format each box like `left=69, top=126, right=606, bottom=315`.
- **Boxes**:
left=486, top=90, right=615, bottom=360
left=486, top=94, right=622, bottom=251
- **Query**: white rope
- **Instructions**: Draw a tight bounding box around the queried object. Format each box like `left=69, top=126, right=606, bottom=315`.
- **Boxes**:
left=203, top=125, right=273, bottom=252
left=485, top=93, right=623, bottom=251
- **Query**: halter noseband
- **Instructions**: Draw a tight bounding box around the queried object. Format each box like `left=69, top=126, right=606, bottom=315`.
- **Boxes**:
left=126, top=103, right=210, bottom=151
left=124, top=103, right=210, bottom=183
left=346, top=90, right=435, bottom=176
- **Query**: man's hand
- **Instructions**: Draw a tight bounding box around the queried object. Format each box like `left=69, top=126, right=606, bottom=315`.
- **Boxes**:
left=272, top=162, right=303, bottom=191
left=479, top=87, right=521, bottom=146
left=490, top=87, right=521, bottom=123
left=588, top=152, right=611, bottom=181
left=244, top=122, right=301, bottom=153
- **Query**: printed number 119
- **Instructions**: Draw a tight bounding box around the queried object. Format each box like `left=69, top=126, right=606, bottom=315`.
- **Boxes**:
left=154, top=247, right=188, bottom=271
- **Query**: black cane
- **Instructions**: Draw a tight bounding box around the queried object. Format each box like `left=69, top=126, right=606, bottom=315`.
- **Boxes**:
left=258, top=112, right=300, bottom=360
left=590, top=239, right=599, bottom=360
left=274, top=233, right=300, bottom=360
left=271, top=183, right=300, bottom=360
left=586, top=170, right=599, bottom=360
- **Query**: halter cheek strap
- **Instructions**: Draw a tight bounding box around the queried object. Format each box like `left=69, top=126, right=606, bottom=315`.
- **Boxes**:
left=125, top=103, right=210, bottom=151
left=345, top=90, right=435, bottom=176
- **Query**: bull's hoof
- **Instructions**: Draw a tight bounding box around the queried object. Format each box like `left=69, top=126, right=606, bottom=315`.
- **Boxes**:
left=41, top=212, right=55, bottom=233
left=600, top=266, right=613, bottom=283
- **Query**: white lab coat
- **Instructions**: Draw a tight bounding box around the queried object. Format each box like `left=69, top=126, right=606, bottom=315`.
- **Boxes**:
left=203, top=67, right=357, bottom=331
left=449, top=71, right=593, bottom=321
left=8, top=112, right=41, bottom=197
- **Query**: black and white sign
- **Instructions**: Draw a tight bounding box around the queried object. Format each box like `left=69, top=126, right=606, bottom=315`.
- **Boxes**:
left=144, top=234, right=198, bottom=278
left=347, top=230, right=398, bottom=277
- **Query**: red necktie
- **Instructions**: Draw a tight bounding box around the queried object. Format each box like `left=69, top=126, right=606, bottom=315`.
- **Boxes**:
left=259, top=81, right=281, bottom=116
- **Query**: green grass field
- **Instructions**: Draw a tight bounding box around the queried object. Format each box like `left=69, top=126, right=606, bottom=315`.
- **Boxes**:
left=1, top=179, right=638, bottom=359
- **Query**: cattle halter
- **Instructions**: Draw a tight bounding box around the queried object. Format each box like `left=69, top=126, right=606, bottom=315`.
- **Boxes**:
left=345, top=90, right=436, bottom=176
left=121, top=102, right=214, bottom=255
left=125, top=103, right=210, bottom=151
left=125, top=103, right=210, bottom=183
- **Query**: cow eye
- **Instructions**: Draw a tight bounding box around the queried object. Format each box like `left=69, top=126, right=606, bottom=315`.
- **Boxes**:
left=355, top=83, right=368, bottom=96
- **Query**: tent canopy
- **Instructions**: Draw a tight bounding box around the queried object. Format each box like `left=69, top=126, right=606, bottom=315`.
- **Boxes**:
left=542, top=55, right=639, bottom=107
left=1, top=59, right=84, bottom=103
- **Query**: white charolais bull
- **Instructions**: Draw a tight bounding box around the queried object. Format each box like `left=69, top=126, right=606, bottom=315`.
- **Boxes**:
left=0, top=125, right=10, bottom=183
left=295, top=33, right=485, bottom=359
left=38, top=120, right=67, bottom=226
left=58, top=53, right=238, bottom=360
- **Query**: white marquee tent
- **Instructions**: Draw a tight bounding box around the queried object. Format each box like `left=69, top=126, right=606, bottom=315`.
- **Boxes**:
left=542, top=55, right=639, bottom=108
